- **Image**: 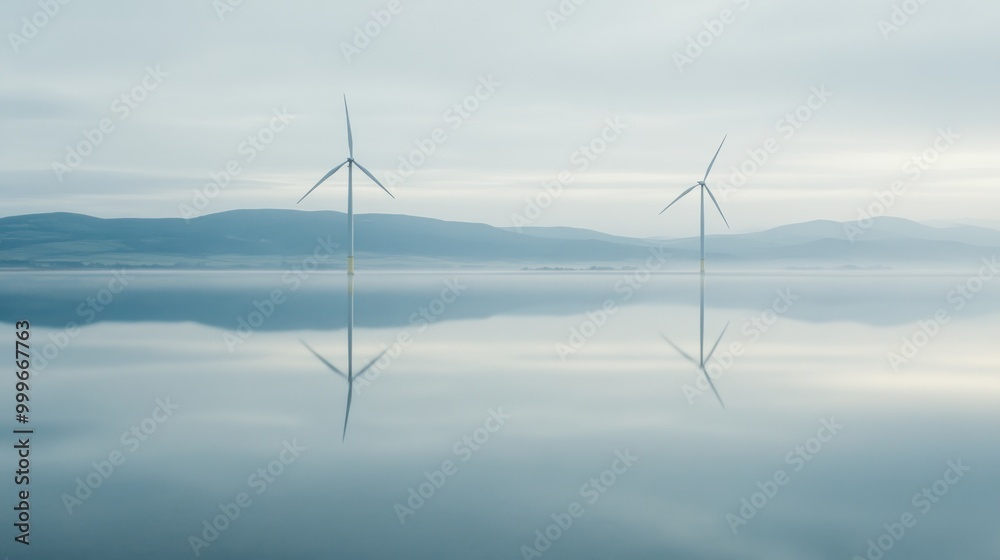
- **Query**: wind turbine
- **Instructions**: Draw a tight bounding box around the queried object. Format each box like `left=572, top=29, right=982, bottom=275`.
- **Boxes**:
left=659, top=136, right=730, bottom=273
left=661, top=273, right=729, bottom=408
left=297, top=95, right=394, bottom=275
left=296, top=97, right=392, bottom=439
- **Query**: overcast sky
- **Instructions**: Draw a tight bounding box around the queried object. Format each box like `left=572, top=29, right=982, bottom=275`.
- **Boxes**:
left=1, top=0, right=997, bottom=237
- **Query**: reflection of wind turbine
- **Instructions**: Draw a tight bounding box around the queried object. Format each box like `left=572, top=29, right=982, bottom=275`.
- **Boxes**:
left=662, top=273, right=729, bottom=408
left=297, top=95, right=394, bottom=275
left=659, top=136, right=730, bottom=273
left=301, top=275, right=389, bottom=441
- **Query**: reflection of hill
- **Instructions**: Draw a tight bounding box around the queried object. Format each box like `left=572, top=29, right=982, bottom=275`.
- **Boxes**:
left=2, top=271, right=997, bottom=332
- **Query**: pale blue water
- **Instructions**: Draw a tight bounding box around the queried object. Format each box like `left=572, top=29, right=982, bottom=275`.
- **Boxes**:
left=1, top=270, right=998, bottom=559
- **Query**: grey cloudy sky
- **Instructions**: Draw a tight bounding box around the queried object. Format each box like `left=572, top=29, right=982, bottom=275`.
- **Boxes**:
left=2, top=0, right=997, bottom=237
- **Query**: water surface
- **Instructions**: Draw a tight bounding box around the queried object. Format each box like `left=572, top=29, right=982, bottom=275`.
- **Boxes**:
left=1, top=270, right=997, bottom=559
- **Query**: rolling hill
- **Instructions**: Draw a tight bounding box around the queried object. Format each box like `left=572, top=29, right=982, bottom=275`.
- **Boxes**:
left=0, top=210, right=997, bottom=269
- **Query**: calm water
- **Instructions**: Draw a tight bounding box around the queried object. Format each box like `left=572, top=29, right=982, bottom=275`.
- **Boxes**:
left=1, top=270, right=998, bottom=559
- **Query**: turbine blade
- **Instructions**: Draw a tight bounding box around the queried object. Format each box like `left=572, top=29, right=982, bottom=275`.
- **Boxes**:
left=300, top=340, right=348, bottom=380
left=704, top=185, right=730, bottom=229
left=343, top=375, right=353, bottom=442
left=701, top=366, right=727, bottom=409
left=658, top=184, right=699, bottom=215
left=703, top=135, right=728, bottom=183
left=353, top=347, right=391, bottom=383
left=704, top=322, right=730, bottom=364
left=297, top=160, right=349, bottom=204
left=661, top=333, right=698, bottom=365
left=344, top=94, right=354, bottom=159
left=354, top=161, right=395, bottom=199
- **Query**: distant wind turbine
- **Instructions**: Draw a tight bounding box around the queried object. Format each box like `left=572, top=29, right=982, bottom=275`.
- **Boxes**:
left=662, top=273, right=729, bottom=408
left=298, top=95, right=393, bottom=275
left=659, top=135, right=730, bottom=273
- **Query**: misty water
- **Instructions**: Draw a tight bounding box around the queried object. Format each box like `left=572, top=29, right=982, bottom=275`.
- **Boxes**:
left=2, top=270, right=998, bottom=559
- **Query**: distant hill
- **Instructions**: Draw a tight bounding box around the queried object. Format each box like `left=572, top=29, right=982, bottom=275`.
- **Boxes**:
left=500, top=225, right=655, bottom=246
left=0, top=210, right=664, bottom=269
left=0, top=210, right=997, bottom=269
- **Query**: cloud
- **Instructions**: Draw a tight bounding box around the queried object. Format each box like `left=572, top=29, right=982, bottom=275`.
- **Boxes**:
left=0, top=0, right=997, bottom=236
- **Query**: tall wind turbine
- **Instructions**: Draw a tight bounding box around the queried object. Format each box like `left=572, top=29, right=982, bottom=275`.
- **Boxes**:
left=659, top=136, right=730, bottom=273
left=297, top=95, right=394, bottom=275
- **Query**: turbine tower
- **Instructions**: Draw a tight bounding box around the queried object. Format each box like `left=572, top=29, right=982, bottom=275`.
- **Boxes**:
left=298, top=94, right=394, bottom=275
left=659, top=135, right=730, bottom=273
